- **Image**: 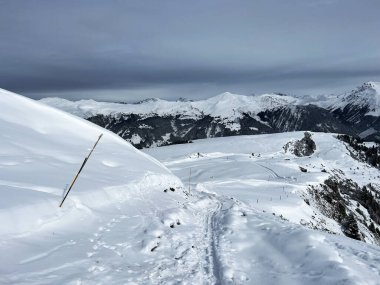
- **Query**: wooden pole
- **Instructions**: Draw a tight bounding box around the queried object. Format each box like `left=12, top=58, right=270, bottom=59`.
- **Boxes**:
left=59, top=134, right=103, bottom=207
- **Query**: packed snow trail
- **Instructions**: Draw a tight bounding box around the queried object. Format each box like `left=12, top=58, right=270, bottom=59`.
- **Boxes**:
left=209, top=200, right=224, bottom=284
left=195, top=193, right=225, bottom=284
left=173, top=181, right=380, bottom=285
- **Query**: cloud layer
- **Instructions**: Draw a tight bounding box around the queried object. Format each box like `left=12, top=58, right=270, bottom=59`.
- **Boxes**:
left=1, top=0, right=379, bottom=101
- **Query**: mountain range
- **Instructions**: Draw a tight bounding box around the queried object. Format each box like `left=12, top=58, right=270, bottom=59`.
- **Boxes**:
left=40, top=81, right=380, bottom=148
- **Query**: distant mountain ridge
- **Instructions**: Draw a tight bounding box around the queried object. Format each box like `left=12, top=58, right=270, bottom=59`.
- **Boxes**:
left=40, top=82, right=380, bottom=148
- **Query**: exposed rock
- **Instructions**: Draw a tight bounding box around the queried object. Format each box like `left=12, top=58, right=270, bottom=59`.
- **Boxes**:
left=308, top=175, right=380, bottom=243
left=283, top=132, right=316, bottom=157
left=299, top=166, right=308, bottom=172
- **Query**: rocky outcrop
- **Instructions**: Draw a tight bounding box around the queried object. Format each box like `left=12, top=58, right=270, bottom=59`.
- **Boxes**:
left=283, top=132, right=316, bottom=157
left=308, top=175, right=380, bottom=243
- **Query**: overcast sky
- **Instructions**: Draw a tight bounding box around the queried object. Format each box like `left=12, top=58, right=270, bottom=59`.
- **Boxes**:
left=0, top=0, right=379, bottom=101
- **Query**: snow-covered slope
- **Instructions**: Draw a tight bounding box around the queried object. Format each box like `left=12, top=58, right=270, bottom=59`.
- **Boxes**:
left=145, top=132, right=380, bottom=284
left=0, top=88, right=208, bottom=284
left=0, top=88, right=181, bottom=232
left=145, top=132, right=380, bottom=243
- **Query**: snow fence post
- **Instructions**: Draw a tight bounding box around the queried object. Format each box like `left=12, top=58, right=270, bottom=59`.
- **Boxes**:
left=59, top=133, right=103, bottom=207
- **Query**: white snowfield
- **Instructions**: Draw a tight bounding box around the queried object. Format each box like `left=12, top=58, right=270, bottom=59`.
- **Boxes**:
left=1, top=88, right=380, bottom=284
left=146, top=133, right=380, bottom=284
left=40, top=81, right=380, bottom=120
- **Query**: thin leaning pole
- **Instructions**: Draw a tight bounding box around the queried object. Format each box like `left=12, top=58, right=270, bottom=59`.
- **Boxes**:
left=59, top=133, right=103, bottom=207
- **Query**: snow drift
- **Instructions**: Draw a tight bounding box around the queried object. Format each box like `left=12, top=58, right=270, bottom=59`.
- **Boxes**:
left=0, top=88, right=183, bottom=235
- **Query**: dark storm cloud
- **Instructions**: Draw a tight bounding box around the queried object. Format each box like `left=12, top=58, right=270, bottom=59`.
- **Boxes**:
left=0, top=0, right=379, bottom=100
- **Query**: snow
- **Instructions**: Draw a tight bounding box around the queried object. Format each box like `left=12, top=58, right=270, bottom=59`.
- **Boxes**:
left=161, top=132, right=171, bottom=143
left=2, top=87, right=380, bottom=284
left=362, top=141, right=379, bottom=148
left=225, top=122, right=241, bottom=131
left=40, top=92, right=301, bottom=120
left=0, top=88, right=205, bottom=284
left=129, top=133, right=142, bottom=144
left=145, top=132, right=380, bottom=284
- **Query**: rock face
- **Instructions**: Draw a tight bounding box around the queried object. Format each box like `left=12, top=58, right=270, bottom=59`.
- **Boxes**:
left=308, top=176, right=380, bottom=243
left=40, top=82, right=380, bottom=148
left=283, top=132, right=316, bottom=157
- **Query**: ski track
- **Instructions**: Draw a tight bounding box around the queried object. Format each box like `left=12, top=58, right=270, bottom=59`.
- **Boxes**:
left=193, top=185, right=239, bottom=285
left=201, top=196, right=223, bottom=284
left=255, top=162, right=286, bottom=180
left=19, top=240, right=77, bottom=265
left=210, top=201, right=224, bottom=284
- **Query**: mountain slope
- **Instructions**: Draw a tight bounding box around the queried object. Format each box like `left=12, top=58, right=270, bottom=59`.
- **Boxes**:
left=327, top=82, right=380, bottom=140
left=40, top=82, right=380, bottom=148
left=329, top=82, right=380, bottom=118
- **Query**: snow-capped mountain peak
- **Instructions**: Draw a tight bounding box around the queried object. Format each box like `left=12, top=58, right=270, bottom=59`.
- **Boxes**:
left=201, top=91, right=298, bottom=107
left=332, top=81, right=380, bottom=116
left=360, top=81, right=380, bottom=92
left=350, top=81, right=380, bottom=100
